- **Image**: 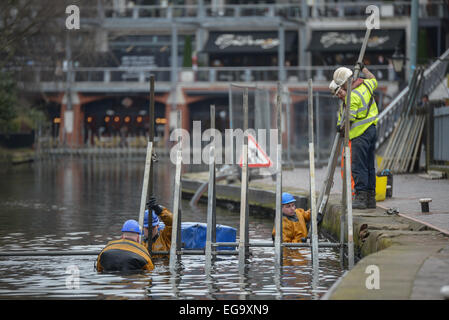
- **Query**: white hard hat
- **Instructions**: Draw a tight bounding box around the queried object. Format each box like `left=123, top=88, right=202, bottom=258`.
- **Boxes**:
left=329, top=80, right=340, bottom=96
left=333, top=67, right=353, bottom=86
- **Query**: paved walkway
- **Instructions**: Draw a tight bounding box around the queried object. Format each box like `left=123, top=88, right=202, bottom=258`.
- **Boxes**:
left=258, top=166, right=449, bottom=235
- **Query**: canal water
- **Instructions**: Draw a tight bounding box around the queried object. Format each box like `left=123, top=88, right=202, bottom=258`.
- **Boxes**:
left=0, top=158, right=344, bottom=299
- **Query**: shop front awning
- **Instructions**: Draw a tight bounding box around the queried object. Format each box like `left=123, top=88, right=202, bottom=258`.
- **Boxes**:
left=203, top=31, right=297, bottom=54
left=307, top=29, right=405, bottom=53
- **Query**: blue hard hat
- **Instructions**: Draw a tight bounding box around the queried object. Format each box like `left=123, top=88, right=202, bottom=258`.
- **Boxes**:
left=143, top=210, right=159, bottom=228
left=121, top=219, right=141, bottom=234
left=281, top=192, right=296, bottom=205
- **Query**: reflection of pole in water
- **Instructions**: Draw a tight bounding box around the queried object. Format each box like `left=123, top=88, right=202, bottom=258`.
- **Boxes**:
left=205, top=264, right=219, bottom=300
left=169, top=269, right=181, bottom=299
left=273, top=263, right=283, bottom=300
left=238, top=264, right=250, bottom=300
left=311, top=260, right=320, bottom=300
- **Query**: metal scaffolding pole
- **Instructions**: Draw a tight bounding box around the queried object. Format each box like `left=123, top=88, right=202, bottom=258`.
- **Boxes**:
left=343, top=78, right=354, bottom=270
left=146, top=75, right=155, bottom=252
left=205, top=105, right=217, bottom=274
left=169, top=110, right=183, bottom=272
left=308, top=79, right=319, bottom=272
left=238, top=88, right=250, bottom=271
left=138, top=141, right=153, bottom=238
left=274, top=82, right=283, bottom=266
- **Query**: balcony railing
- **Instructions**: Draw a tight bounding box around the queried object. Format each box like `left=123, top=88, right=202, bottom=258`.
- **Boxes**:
left=97, top=1, right=448, bottom=20
left=23, top=65, right=393, bottom=85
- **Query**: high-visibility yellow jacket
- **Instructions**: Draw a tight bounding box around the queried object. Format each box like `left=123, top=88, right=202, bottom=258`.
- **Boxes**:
left=145, top=207, right=173, bottom=253
left=272, top=208, right=311, bottom=243
left=96, top=238, right=154, bottom=272
left=337, top=77, right=379, bottom=140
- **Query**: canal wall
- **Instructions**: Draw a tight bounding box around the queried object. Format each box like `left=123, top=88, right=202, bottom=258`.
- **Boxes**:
left=181, top=171, right=449, bottom=299
left=0, top=147, right=35, bottom=168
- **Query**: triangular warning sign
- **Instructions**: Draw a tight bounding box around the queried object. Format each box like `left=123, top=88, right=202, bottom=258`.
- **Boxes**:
left=239, top=134, right=272, bottom=168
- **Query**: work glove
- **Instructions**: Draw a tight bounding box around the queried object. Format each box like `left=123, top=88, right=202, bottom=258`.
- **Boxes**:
left=356, top=61, right=365, bottom=72
left=336, top=124, right=345, bottom=133
left=146, top=196, right=164, bottom=215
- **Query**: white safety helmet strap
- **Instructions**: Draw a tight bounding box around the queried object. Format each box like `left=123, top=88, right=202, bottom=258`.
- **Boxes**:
left=329, top=80, right=340, bottom=96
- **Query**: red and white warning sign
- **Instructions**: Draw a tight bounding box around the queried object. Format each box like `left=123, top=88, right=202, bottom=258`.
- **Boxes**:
left=239, top=134, right=272, bottom=168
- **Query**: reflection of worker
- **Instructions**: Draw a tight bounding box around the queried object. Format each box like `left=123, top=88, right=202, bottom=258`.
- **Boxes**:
left=96, top=219, right=153, bottom=273
left=143, top=197, right=172, bottom=253
left=330, top=64, right=378, bottom=209
left=282, top=248, right=308, bottom=267
left=272, top=193, right=311, bottom=243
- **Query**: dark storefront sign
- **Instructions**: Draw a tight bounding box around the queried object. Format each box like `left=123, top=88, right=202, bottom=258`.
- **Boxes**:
left=307, top=29, right=405, bottom=53
left=203, top=31, right=297, bottom=54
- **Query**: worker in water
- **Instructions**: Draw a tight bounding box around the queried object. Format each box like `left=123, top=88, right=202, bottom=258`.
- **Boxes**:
left=96, top=219, right=153, bottom=273
left=143, top=196, right=172, bottom=253
left=272, top=192, right=311, bottom=243
left=330, top=63, right=379, bottom=209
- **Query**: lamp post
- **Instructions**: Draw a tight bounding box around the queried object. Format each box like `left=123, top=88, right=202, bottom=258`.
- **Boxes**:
left=391, top=47, right=405, bottom=74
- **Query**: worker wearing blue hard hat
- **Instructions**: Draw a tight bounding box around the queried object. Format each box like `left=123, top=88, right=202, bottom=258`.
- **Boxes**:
left=96, top=219, right=154, bottom=273
left=143, top=196, right=172, bottom=253
left=272, top=192, right=311, bottom=243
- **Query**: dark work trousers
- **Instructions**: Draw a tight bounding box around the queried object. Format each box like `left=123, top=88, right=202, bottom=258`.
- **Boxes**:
left=350, top=124, right=377, bottom=192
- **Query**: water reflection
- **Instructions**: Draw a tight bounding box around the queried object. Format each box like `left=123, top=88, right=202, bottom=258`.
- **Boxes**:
left=0, top=158, right=343, bottom=299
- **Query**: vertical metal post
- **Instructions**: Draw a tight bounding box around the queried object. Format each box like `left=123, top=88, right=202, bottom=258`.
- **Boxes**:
left=169, top=110, right=183, bottom=272
left=278, top=24, right=285, bottom=82
left=228, top=85, right=233, bottom=129
left=344, top=78, right=354, bottom=270
left=274, top=82, right=283, bottom=266
left=410, top=0, right=418, bottom=83
left=315, top=91, right=320, bottom=163
left=138, top=141, right=153, bottom=240
left=147, top=75, right=155, bottom=253
left=148, top=75, right=155, bottom=195
left=286, top=89, right=292, bottom=164
left=238, top=88, right=249, bottom=270
left=205, top=105, right=217, bottom=273
left=308, top=79, right=319, bottom=273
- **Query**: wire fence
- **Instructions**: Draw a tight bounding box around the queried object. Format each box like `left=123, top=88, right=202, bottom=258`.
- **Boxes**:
left=228, top=83, right=343, bottom=167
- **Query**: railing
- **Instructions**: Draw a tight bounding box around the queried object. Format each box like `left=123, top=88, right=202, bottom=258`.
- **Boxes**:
left=97, top=1, right=448, bottom=20
left=21, top=65, right=392, bottom=85
left=376, top=48, right=449, bottom=149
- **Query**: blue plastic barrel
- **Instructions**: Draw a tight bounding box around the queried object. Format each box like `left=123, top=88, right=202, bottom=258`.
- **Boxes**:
left=181, top=222, right=236, bottom=251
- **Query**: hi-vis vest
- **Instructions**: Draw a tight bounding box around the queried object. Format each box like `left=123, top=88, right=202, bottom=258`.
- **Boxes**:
left=337, top=78, right=379, bottom=140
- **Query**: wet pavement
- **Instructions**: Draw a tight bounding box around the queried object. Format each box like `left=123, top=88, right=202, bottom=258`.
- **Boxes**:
left=258, top=166, right=449, bottom=235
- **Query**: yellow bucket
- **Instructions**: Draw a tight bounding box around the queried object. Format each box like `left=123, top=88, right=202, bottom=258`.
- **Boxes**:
left=375, top=176, right=387, bottom=201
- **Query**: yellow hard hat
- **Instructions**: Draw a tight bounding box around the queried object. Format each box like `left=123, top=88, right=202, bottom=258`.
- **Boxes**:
left=333, top=67, right=353, bottom=86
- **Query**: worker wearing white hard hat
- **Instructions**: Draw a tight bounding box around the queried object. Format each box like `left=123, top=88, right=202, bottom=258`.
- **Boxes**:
left=329, top=63, right=379, bottom=210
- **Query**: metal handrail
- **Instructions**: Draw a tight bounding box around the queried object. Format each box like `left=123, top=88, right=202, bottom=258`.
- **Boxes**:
left=376, top=48, right=449, bottom=149
left=96, top=1, right=447, bottom=19
left=21, top=65, right=391, bottom=83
